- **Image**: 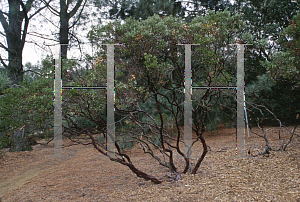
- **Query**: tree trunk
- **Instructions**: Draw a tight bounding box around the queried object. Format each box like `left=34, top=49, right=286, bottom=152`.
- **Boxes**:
left=7, top=53, right=24, bottom=85
left=59, top=15, right=69, bottom=59
left=59, top=1, right=70, bottom=59
left=58, top=0, right=85, bottom=59
left=191, top=135, right=208, bottom=174
left=6, top=0, right=25, bottom=85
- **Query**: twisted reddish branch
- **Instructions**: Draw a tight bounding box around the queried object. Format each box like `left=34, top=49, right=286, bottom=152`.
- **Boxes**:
left=78, top=126, right=162, bottom=184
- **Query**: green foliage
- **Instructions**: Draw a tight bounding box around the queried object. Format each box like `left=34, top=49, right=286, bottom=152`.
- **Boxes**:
left=236, top=0, right=299, bottom=41
left=96, top=0, right=234, bottom=23
left=249, top=12, right=300, bottom=126
left=246, top=74, right=276, bottom=100
left=23, top=62, right=41, bottom=82
left=274, top=12, right=300, bottom=84
left=246, top=74, right=300, bottom=125
left=0, top=68, right=10, bottom=94
left=119, top=135, right=135, bottom=151
left=0, top=132, right=12, bottom=149
left=0, top=53, right=109, bottom=150
left=87, top=11, right=247, bottom=135
left=95, top=0, right=186, bottom=21
left=0, top=56, right=55, bottom=149
left=0, top=68, right=11, bottom=148
left=73, top=115, right=98, bottom=129
left=152, top=135, right=162, bottom=147
left=233, top=0, right=299, bottom=85
left=60, top=56, right=107, bottom=135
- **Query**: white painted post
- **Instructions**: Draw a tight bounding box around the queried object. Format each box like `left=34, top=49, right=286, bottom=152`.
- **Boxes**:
left=105, top=44, right=116, bottom=157
left=54, top=44, right=62, bottom=158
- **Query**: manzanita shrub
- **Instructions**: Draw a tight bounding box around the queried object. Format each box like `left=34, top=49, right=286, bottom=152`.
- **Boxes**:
left=62, top=11, right=248, bottom=183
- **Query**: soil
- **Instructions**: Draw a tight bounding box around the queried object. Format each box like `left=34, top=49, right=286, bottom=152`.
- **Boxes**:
left=0, top=125, right=300, bottom=201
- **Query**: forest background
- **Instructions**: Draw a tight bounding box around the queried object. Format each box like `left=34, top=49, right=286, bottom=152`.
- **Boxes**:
left=0, top=0, right=299, bottom=183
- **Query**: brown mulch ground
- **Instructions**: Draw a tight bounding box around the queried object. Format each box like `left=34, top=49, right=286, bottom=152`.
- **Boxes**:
left=0, top=125, right=300, bottom=201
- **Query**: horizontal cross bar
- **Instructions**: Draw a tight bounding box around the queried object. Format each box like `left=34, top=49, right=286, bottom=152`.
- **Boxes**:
left=62, top=86, right=107, bottom=89
left=61, top=86, right=238, bottom=89
left=192, top=86, right=237, bottom=89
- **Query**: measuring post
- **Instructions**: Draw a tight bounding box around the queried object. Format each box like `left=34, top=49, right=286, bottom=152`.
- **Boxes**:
left=53, top=44, right=120, bottom=158
left=53, top=44, right=63, bottom=158
left=230, top=43, right=252, bottom=157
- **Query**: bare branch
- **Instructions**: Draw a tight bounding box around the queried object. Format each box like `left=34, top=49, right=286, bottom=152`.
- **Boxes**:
left=283, top=125, right=299, bottom=151
left=41, top=0, right=60, bottom=16
left=0, top=9, right=8, bottom=33
left=38, top=12, right=60, bottom=29
left=68, top=0, right=84, bottom=18
left=29, top=0, right=53, bottom=20
left=26, top=32, right=58, bottom=42
left=0, top=42, right=11, bottom=53
left=68, top=0, right=88, bottom=29
left=0, top=55, right=8, bottom=68
left=19, top=0, right=29, bottom=52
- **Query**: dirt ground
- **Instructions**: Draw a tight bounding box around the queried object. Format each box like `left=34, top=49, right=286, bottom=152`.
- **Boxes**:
left=0, top=125, right=300, bottom=202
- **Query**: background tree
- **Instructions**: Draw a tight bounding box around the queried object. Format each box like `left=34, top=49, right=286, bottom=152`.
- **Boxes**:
left=233, top=0, right=299, bottom=82
left=248, top=11, right=300, bottom=126
left=94, top=0, right=234, bottom=22
left=0, top=0, right=103, bottom=152
left=278, top=11, right=300, bottom=82
left=41, top=0, right=88, bottom=59
left=94, top=0, right=186, bottom=20
left=0, top=0, right=51, bottom=85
